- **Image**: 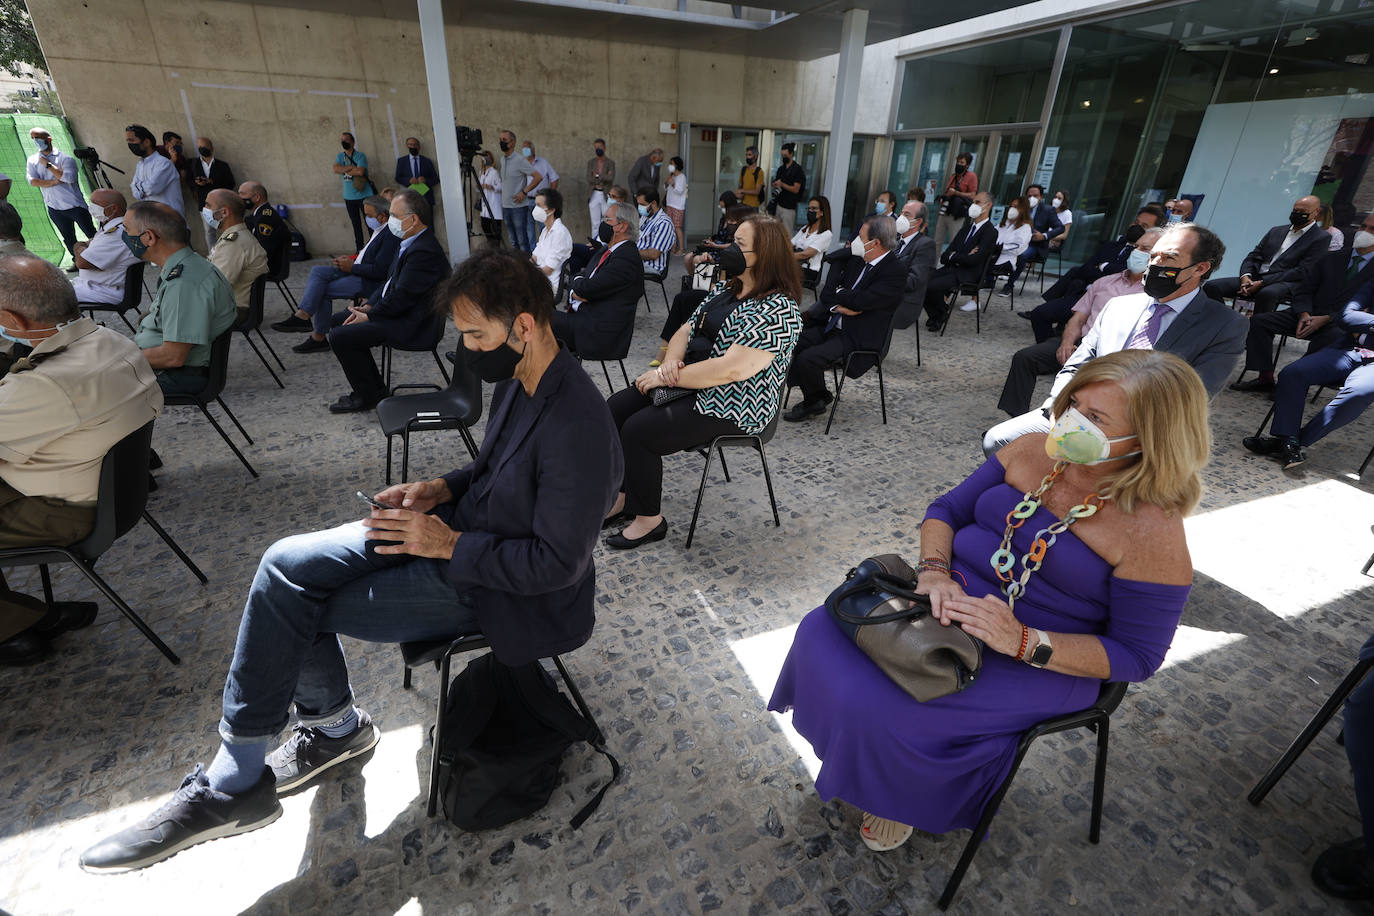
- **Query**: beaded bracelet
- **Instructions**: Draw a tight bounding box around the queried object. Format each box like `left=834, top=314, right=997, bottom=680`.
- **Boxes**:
left=1016, top=624, right=1030, bottom=661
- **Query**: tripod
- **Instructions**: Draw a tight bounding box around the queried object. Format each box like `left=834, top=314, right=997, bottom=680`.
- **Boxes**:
left=80, top=156, right=125, bottom=191
left=460, top=153, right=500, bottom=245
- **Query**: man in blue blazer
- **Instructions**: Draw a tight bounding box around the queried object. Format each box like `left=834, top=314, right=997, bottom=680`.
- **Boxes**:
left=80, top=249, right=623, bottom=874
left=327, top=189, right=450, bottom=412
left=1003, top=183, right=1063, bottom=293
left=1245, top=277, right=1374, bottom=469
left=394, top=137, right=440, bottom=211
left=271, top=194, right=400, bottom=353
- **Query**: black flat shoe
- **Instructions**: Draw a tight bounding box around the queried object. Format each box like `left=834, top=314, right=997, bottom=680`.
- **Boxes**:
left=33, top=601, right=99, bottom=636
left=601, top=510, right=632, bottom=530
left=328, top=393, right=379, bottom=414
left=292, top=336, right=330, bottom=354
left=271, top=316, right=312, bottom=332
left=605, top=519, right=668, bottom=550
left=1230, top=377, right=1276, bottom=393
left=1242, top=435, right=1283, bottom=456
left=0, top=630, right=51, bottom=667
left=1313, top=838, right=1374, bottom=900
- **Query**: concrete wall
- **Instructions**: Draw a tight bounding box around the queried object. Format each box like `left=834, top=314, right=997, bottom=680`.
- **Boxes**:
left=26, top=0, right=897, bottom=255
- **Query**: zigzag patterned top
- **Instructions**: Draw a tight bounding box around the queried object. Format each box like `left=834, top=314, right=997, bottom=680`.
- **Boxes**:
left=689, top=282, right=802, bottom=435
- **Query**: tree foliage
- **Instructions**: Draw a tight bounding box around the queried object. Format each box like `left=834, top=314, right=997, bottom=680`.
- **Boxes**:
left=0, top=0, right=45, bottom=78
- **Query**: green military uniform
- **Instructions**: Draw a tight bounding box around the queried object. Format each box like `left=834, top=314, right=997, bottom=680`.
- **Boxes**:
left=134, top=246, right=238, bottom=395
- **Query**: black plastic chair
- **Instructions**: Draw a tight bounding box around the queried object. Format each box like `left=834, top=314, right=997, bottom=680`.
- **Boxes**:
left=375, top=343, right=483, bottom=485
left=233, top=276, right=286, bottom=389
left=940, top=244, right=1001, bottom=337
left=399, top=633, right=618, bottom=818
left=683, top=384, right=784, bottom=548
left=937, top=680, right=1128, bottom=910
left=1233, top=332, right=1289, bottom=387
left=0, top=421, right=207, bottom=665
left=641, top=269, right=667, bottom=312
left=267, top=257, right=298, bottom=314
left=1247, top=655, right=1373, bottom=807
left=161, top=329, right=258, bottom=478
left=1017, top=247, right=1048, bottom=295
left=78, top=262, right=146, bottom=333
left=379, top=313, right=451, bottom=397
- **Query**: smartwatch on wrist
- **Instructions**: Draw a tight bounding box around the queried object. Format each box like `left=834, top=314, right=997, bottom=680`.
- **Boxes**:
left=1028, top=629, right=1053, bottom=668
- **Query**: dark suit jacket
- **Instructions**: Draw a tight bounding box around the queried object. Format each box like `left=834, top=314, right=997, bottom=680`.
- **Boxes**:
left=811, top=250, right=905, bottom=375
left=894, top=233, right=937, bottom=329
left=1029, top=201, right=1064, bottom=242
left=566, top=240, right=644, bottom=358
left=627, top=155, right=658, bottom=195
left=940, top=219, right=999, bottom=286
left=1293, top=244, right=1374, bottom=316
left=1239, top=223, right=1329, bottom=284
left=188, top=157, right=235, bottom=208
left=365, top=228, right=450, bottom=341
left=438, top=349, right=622, bottom=666
left=350, top=228, right=401, bottom=300
left=246, top=203, right=291, bottom=275
left=394, top=153, right=440, bottom=207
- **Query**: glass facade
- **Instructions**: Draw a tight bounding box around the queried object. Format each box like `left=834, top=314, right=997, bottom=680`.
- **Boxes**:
left=890, top=0, right=1374, bottom=275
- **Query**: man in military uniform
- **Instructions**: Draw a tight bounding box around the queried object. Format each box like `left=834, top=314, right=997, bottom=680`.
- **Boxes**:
left=0, top=255, right=162, bottom=665
left=73, top=190, right=141, bottom=306
left=125, top=201, right=238, bottom=396
left=205, top=190, right=268, bottom=320
left=239, top=181, right=290, bottom=277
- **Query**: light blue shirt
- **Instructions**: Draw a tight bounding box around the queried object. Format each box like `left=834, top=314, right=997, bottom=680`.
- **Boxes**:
left=26, top=149, right=85, bottom=211
left=131, top=152, right=183, bottom=213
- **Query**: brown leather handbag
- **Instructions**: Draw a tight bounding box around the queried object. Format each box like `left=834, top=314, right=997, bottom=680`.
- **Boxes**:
left=825, top=554, right=982, bottom=702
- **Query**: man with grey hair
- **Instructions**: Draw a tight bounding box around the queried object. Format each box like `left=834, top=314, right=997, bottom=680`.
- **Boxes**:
left=785, top=214, right=906, bottom=422
left=893, top=198, right=936, bottom=330
left=0, top=254, right=161, bottom=666
left=27, top=125, right=93, bottom=259
left=627, top=148, right=663, bottom=198
left=325, top=188, right=449, bottom=412
left=126, top=201, right=239, bottom=396
left=205, top=190, right=268, bottom=320
left=271, top=194, right=401, bottom=353
left=73, top=189, right=140, bottom=305
left=554, top=199, right=644, bottom=355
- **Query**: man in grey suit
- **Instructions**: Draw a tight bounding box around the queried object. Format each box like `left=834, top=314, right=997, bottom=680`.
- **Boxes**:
left=892, top=199, right=937, bottom=330
left=1202, top=195, right=1329, bottom=313
left=983, top=223, right=1247, bottom=455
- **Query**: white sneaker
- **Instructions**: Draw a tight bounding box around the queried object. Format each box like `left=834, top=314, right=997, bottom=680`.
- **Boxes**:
left=959, top=299, right=979, bottom=312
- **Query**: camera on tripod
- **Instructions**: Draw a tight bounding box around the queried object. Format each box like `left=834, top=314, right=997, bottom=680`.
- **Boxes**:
left=73, top=146, right=100, bottom=162
left=455, top=125, right=483, bottom=158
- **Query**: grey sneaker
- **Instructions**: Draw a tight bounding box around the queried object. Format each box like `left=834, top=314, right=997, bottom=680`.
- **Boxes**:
left=268, top=710, right=380, bottom=793
left=79, top=764, right=281, bottom=873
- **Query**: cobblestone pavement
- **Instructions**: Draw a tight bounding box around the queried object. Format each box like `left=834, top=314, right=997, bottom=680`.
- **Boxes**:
left=1, top=257, right=1370, bottom=916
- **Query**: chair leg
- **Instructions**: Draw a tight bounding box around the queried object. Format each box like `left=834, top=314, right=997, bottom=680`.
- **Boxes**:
left=385, top=435, right=394, bottom=486
left=118, top=310, right=138, bottom=333
left=257, top=328, right=287, bottom=371
left=403, top=666, right=413, bottom=689
left=877, top=360, right=887, bottom=425
left=685, top=443, right=717, bottom=549
left=432, top=349, right=451, bottom=385
left=1360, top=441, right=1374, bottom=479
left=618, top=361, right=630, bottom=388
left=39, top=564, right=55, bottom=605
left=198, top=401, right=259, bottom=479
left=1248, top=658, right=1374, bottom=805
left=824, top=374, right=845, bottom=436
left=425, top=648, right=454, bottom=817
left=241, top=332, right=285, bottom=389
left=937, top=742, right=1035, bottom=910
left=459, top=424, right=479, bottom=461
left=401, top=429, right=411, bottom=484
left=1254, top=404, right=1276, bottom=439
left=601, top=362, right=613, bottom=391
left=718, top=445, right=731, bottom=483
left=72, top=559, right=180, bottom=664
left=216, top=397, right=254, bottom=444
left=1089, top=716, right=1110, bottom=843
left=142, top=511, right=208, bottom=584
left=914, top=319, right=921, bottom=368
left=757, top=442, right=780, bottom=527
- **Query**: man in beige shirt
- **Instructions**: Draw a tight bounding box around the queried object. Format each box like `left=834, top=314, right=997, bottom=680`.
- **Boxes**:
left=205, top=189, right=268, bottom=320
left=0, top=255, right=162, bottom=665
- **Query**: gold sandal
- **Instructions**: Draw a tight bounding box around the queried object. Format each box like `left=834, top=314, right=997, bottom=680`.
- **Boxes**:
left=649, top=345, right=668, bottom=368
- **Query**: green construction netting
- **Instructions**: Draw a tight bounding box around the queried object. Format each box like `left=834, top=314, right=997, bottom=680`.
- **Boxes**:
left=0, top=113, right=96, bottom=267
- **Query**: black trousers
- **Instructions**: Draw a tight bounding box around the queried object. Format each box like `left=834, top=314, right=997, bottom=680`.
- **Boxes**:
left=661, top=289, right=707, bottom=342
left=327, top=315, right=410, bottom=403
left=1025, top=293, right=1079, bottom=343
left=48, top=205, right=96, bottom=257
left=1041, top=266, right=1094, bottom=303
left=923, top=268, right=960, bottom=322
left=607, top=387, right=743, bottom=517
left=787, top=324, right=848, bottom=400
left=997, top=338, right=1061, bottom=416
left=344, top=198, right=367, bottom=251
left=1204, top=276, right=1300, bottom=314
left=1245, top=311, right=1346, bottom=373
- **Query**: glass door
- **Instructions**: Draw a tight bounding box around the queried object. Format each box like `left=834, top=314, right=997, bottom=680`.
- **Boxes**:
left=838, top=137, right=876, bottom=239
left=774, top=132, right=826, bottom=232
left=716, top=127, right=762, bottom=209
left=987, top=131, right=1038, bottom=215
left=915, top=138, right=951, bottom=202
left=885, top=139, right=918, bottom=204
left=686, top=126, right=721, bottom=240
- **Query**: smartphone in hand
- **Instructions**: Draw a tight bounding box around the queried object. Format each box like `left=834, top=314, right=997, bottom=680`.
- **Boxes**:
left=357, top=490, right=396, bottom=511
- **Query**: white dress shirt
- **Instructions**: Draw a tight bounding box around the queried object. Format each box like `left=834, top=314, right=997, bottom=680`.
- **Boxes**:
left=533, top=218, right=573, bottom=289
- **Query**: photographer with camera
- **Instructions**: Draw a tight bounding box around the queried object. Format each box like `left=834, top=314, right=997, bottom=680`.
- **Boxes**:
left=934, top=151, right=978, bottom=252
left=27, top=127, right=94, bottom=260
left=770, top=142, right=805, bottom=228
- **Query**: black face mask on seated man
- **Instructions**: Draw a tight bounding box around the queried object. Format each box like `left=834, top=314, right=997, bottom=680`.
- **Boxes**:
left=466, top=327, right=526, bottom=383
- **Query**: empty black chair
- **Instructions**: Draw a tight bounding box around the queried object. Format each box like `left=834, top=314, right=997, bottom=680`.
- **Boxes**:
left=641, top=269, right=667, bottom=312
left=267, top=257, right=298, bottom=314
left=379, top=312, right=451, bottom=397
left=161, top=329, right=258, bottom=478
left=940, top=243, right=1001, bottom=336
left=0, top=421, right=207, bottom=665
left=937, top=680, right=1128, bottom=910
left=1017, top=246, right=1048, bottom=295
left=375, top=342, right=484, bottom=484
left=232, top=275, right=286, bottom=389
left=683, top=383, right=784, bottom=548
left=78, top=262, right=146, bottom=333
left=399, top=632, right=618, bottom=818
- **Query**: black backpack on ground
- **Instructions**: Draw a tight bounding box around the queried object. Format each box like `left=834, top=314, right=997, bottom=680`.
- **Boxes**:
left=436, top=652, right=620, bottom=831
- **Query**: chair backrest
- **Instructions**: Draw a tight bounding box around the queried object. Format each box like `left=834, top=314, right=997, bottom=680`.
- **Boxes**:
left=238, top=275, right=269, bottom=333
left=446, top=336, right=485, bottom=426
left=1094, top=681, right=1129, bottom=714
left=70, top=420, right=155, bottom=559
left=757, top=378, right=787, bottom=445
left=200, top=329, right=234, bottom=401
left=120, top=261, right=147, bottom=311
left=267, top=253, right=291, bottom=283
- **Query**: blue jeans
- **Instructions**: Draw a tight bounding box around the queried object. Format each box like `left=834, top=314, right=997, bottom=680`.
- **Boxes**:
left=1270, top=348, right=1374, bottom=446
left=300, top=265, right=364, bottom=334
left=218, top=521, right=478, bottom=744
left=504, top=205, right=533, bottom=253
left=49, top=205, right=97, bottom=257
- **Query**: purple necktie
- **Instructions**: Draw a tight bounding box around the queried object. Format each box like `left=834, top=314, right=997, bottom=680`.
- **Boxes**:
left=1126, top=302, right=1172, bottom=350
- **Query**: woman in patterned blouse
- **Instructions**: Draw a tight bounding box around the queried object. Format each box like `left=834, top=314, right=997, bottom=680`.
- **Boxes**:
left=603, top=215, right=803, bottom=549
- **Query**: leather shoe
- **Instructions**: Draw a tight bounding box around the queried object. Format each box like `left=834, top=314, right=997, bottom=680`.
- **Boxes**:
left=33, top=601, right=99, bottom=636
left=605, top=518, right=668, bottom=550
left=1280, top=440, right=1307, bottom=470
left=1230, top=377, right=1276, bottom=393
left=1313, top=838, right=1374, bottom=900
left=1242, top=435, right=1283, bottom=456
left=784, top=399, right=827, bottom=422
left=292, top=336, right=330, bottom=354
left=1016, top=310, right=1034, bottom=320
left=0, top=629, right=51, bottom=667
left=328, top=393, right=379, bottom=414
left=271, top=316, right=312, bottom=332
left=601, top=509, right=632, bottom=530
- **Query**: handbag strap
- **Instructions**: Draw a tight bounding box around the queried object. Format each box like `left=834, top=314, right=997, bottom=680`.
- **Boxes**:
left=825, top=568, right=930, bottom=626
left=684, top=289, right=746, bottom=362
